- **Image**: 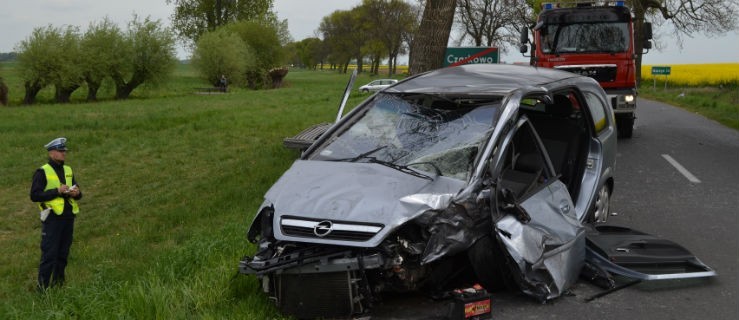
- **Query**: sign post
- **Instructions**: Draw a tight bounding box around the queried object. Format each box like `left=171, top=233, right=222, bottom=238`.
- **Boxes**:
left=651, top=66, right=671, bottom=89
left=444, top=47, right=498, bottom=67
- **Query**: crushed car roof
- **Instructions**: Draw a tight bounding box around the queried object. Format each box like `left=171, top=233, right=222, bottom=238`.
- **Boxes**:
left=387, top=64, right=584, bottom=94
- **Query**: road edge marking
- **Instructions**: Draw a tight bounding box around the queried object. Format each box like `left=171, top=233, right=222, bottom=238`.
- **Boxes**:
left=661, top=154, right=702, bottom=184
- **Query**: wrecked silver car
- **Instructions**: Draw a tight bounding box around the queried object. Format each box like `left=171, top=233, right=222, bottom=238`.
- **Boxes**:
left=240, top=64, right=620, bottom=318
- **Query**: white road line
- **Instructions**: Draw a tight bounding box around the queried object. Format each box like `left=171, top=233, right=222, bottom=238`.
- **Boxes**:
left=661, top=154, right=702, bottom=183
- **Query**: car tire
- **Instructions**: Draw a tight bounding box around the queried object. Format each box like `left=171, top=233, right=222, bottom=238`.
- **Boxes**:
left=617, top=116, right=634, bottom=138
left=467, top=235, right=514, bottom=291
left=362, top=89, right=369, bottom=93
left=587, top=184, right=611, bottom=224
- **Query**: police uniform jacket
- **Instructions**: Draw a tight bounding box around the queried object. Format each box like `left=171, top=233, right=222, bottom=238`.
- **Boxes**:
left=30, top=159, right=83, bottom=220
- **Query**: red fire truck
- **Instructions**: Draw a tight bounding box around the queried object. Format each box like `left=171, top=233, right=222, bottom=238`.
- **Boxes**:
left=520, top=1, right=652, bottom=138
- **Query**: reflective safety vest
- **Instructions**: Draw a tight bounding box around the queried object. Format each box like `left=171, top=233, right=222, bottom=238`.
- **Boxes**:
left=39, top=164, right=79, bottom=215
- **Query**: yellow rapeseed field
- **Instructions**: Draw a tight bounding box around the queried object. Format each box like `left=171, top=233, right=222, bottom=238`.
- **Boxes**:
left=642, top=63, right=739, bottom=86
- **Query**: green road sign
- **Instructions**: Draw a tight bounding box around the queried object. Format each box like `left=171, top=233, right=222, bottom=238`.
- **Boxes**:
left=444, top=47, right=498, bottom=67
left=651, top=66, right=671, bottom=75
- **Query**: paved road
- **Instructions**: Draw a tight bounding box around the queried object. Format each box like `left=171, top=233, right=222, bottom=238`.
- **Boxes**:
left=372, top=98, right=739, bottom=319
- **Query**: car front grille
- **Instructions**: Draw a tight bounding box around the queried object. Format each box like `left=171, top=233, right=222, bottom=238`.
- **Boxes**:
left=280, top=216, right=383, bottom=242
left=556, top=65, right=617, bottom=83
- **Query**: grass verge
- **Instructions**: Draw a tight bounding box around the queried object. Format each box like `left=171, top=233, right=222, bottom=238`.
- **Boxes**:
left=639, top=83, right=739, bottom=130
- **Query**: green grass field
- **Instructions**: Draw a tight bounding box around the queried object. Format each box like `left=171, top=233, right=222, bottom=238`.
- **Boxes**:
left=0, top=63, right=384, bottom=319
left=1, top=62, right=735, bottom=319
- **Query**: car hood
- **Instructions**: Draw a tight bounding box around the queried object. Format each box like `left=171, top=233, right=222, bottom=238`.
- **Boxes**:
left=263, top=160, right=466, bottom=247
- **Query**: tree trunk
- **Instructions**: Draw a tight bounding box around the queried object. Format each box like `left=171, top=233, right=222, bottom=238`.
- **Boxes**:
left=85, top=76, right=102, bottom=102
left=387, top=54, right=396, bottom=76
left=409, top=0, right=457, bottom=75
left=0, top=79, right=8, bottom=106
left=55, top=84, right=80, bottom=103
left=23, top=80, right=43, bottom=105
left=113, top=76, right=142, bottom=100
left=356, top=55, right=364, bottom=74
left=632, top=1, right=646, bottom=85
left=115, top=85, right=134, bottom=100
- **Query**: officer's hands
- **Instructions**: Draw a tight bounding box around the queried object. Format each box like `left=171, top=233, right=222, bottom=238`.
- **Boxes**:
left=58, top=185, right=79, bottom=197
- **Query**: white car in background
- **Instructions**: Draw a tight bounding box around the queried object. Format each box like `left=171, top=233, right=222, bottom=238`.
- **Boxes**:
left=358, top=79, right=398, bottom=92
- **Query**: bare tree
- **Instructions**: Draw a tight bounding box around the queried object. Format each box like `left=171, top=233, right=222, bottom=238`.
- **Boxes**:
left=455, top=0, right=520, bottom=48
left=409, top=0, right=457, bottom=75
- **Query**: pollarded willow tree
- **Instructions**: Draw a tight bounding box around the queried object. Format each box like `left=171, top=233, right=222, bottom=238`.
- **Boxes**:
left=80, top=18, right=126, bottom=101
left=111, top=16, right=178, bottom=100
left=16, top=25, right=82, bottom=104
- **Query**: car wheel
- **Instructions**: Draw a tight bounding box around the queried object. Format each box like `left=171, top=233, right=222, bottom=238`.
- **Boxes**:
left=588, top=184, right=611, bottom=223
left=468, top=235, right=515, bottom=291
left=362, top=89, right=369, bottom=93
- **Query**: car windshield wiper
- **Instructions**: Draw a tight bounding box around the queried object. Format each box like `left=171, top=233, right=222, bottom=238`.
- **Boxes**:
left=328, top=145, right=434, bottom=180
left=407, top=161, right=443, bottom=177
left=328, top=145, right=388, bottom=162
left=366, top=157, right=434, bottom=181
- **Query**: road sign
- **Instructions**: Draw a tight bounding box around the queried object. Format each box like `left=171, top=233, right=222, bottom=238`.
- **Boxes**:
left=651, top=66, right=671, bottom=75
left=444, top=47, right=498, bottom=67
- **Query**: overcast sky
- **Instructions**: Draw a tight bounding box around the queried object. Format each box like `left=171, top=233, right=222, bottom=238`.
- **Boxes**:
left=1, top=0, right=736, bottom=65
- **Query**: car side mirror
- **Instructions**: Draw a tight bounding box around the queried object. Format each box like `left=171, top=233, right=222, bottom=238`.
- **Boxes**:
left=519, top=44, right=529, bottom=54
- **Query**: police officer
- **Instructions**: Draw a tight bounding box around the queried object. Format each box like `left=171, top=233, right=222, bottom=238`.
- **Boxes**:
left=30, top=137, right=82, bottom=290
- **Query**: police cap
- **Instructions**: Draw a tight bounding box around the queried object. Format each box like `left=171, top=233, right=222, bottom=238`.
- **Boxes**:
left=45, top=137, right=68, bottom=151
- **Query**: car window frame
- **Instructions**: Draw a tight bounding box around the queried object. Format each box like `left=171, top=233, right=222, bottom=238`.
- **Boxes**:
left=490, top=116, right=558, bottom=201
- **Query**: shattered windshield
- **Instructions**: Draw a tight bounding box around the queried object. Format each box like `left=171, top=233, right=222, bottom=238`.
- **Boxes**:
left=541, top=22, right=629, bottom=54
left=312, top=93, right=501, bottom=180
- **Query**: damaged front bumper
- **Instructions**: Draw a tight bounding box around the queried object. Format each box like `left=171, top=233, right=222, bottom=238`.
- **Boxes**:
left=239, top=246, right=385, bottom=275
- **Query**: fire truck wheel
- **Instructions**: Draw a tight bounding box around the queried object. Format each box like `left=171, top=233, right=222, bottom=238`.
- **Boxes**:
left=617, top=117, right=634, bottom=138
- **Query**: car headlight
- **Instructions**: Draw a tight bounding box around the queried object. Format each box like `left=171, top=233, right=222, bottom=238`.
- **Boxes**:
left=624, top=95, right=634, bottom=103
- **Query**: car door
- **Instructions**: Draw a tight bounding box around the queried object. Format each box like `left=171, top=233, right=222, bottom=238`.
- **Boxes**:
left=491, top=116, right=586, bottom=301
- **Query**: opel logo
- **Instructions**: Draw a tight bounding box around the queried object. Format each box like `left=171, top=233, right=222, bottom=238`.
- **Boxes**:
left=314, top=220, right=333, bottom=237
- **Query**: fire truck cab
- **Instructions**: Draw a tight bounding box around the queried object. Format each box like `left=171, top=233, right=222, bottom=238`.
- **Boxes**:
left=520, top=1, right=652, bottom=138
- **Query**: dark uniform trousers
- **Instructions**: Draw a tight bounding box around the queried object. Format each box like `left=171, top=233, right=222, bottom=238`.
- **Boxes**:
left=39, top=218, right=75, bottom=288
